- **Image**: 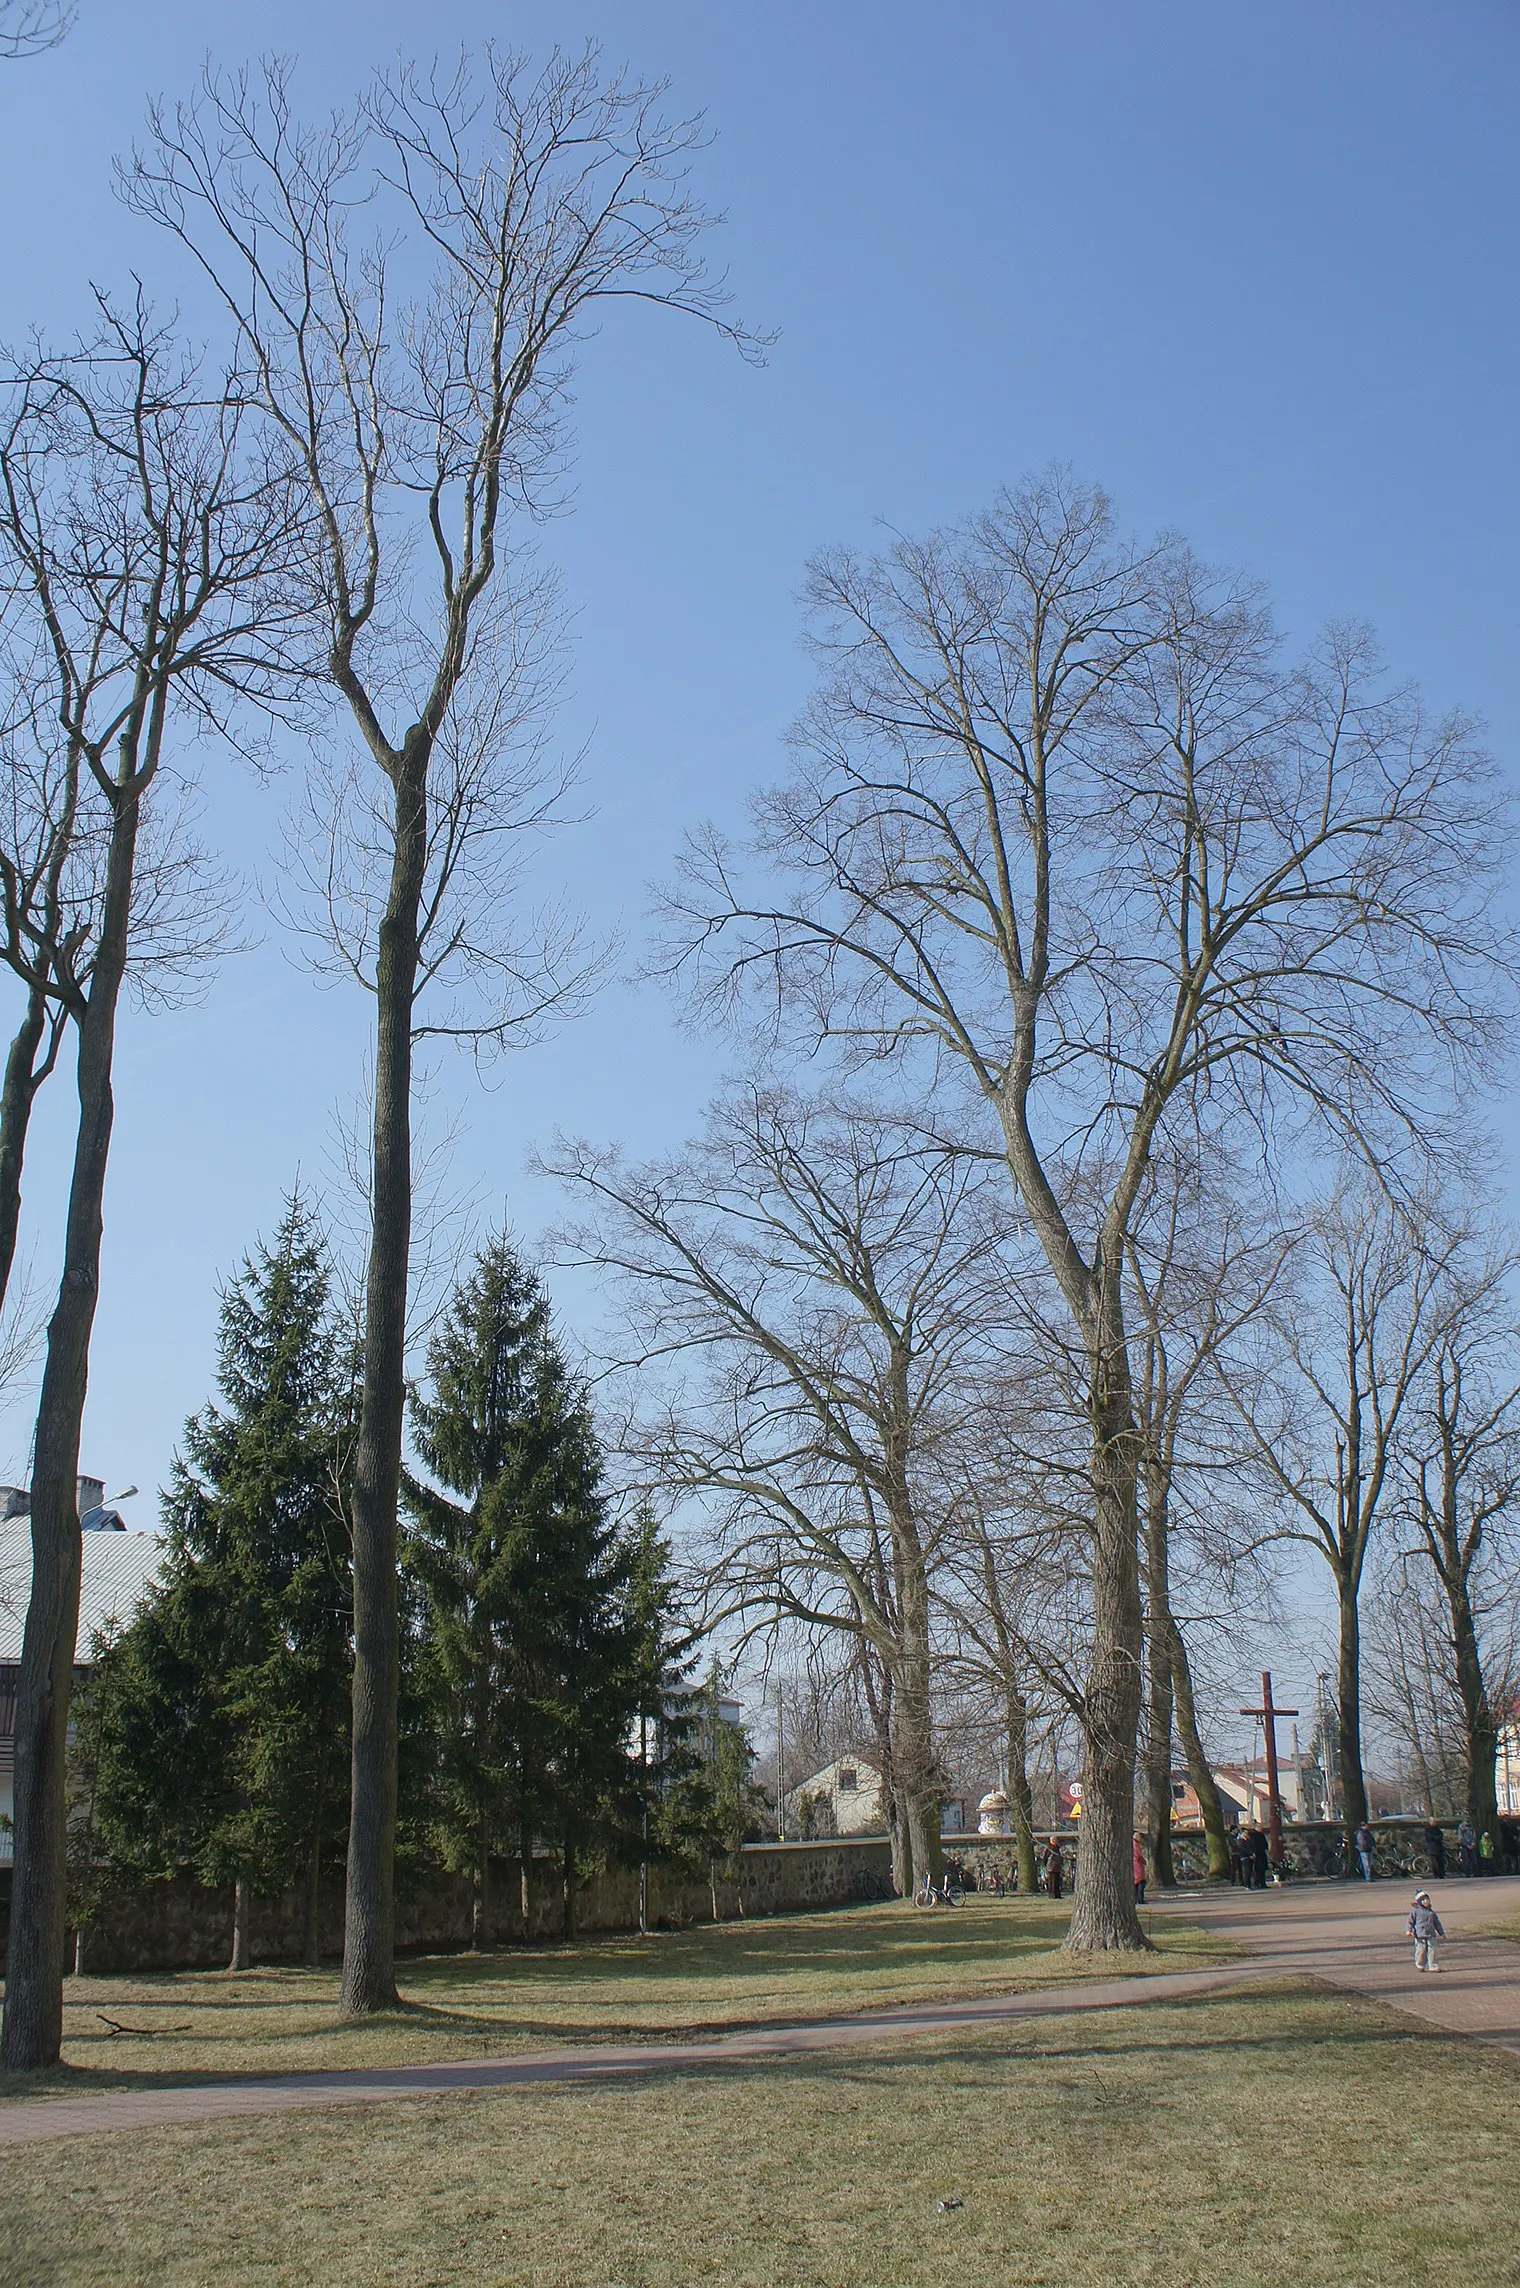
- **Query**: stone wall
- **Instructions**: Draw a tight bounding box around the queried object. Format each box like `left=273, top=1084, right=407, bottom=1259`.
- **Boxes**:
left=943, top=1816, right=1462, bottom=1886
left=0, top=1836, right=896, bottom=1974
left=0, top=1817, right=1472, bottom=1973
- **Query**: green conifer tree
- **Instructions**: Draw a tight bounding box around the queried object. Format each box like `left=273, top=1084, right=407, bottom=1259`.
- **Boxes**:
left=402, top=1236, right=636, bottom=1941
left=619, top=1511, right=764, bottom=1924
left=74, top=1192, right=353, bottom=1966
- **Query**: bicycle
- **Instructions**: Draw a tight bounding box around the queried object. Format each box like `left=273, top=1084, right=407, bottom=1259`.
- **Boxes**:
left=914, top=1876, right=963, bottom=1907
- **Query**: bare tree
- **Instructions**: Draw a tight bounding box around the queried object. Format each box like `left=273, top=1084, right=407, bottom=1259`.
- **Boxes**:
left=129, top=47, right=750, bottom=2012
left=552, top=1090, right=1006, bottom=1894
left=1225, top=1182, right=1465, bottom=1842
left=1399, top=1263, right=1520, bottom=1857
left=937, top=1483, right=1068, bottom=1894
left=667, top=475, right=1513, bottom=1948
left=0, top=691, right=73, bottom=1319
left=1125, top=1151, right=1292, bottom=1885
left=0, top=300, right=299, bottom=2070
left=0, top=636, right=232, bottom=1358
left=1362, top=1566, right=1473, bottom=1818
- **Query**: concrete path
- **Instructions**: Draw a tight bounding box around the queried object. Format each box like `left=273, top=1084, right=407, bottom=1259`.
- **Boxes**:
left=1151, top=1870, right=1520, bottom=2057
left=0, top=1961, right=1268, bottom=2149
left=3, top=1877, right=1516, bottom=2149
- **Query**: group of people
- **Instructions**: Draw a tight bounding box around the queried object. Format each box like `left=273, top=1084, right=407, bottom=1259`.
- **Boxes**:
left=1229, top=1822, right=1273, bottom=1888
left=1358, top=1815, right=1520, bottom=1882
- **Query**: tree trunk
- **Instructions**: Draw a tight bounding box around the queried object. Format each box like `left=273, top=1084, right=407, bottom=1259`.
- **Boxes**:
left=475, top=1812, right=490, bottom=1948
left=1143, top=1640, right=1176, bottom=1889
left=1004, top=1679, right=1038, bottom=1895
left=1067, top=1281, right=1149, bottom=1954
left=1, top=800, right=136, bottom=2073
left=520, top=1820, right=532, bottom=1936
left=1141, top=1476, right=1177, bottom=1889
left=303, top=1734, right=326, bottom=1969
left=893, top=1549, right=942, bottom=1890
left=892, top=1656, right=941, bottom=1891
left=228, top=1875, right=251, bottom=1973
left=303, top=1811, right=323, bottom=1969
left=341, top=754, right=427, bottom=2017
left=886, top=1785, right=911, bottom=1898
left=1169, top=1621, right=1232, bottom=1881
left=1337, top=1577, right=1369, bottom=1835
left=1447, top=1578, right=1500, bottom=1865
left=562, top=1832, right=577, bottom=1940
left=0, top=984, right=57, bottom=1316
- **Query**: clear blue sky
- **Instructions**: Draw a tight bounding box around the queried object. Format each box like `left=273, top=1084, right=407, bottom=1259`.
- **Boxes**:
left=2, top=0, right=1517, bottom=1731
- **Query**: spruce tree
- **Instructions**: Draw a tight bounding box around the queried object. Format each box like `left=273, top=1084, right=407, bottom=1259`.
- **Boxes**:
left=619, top=1512, right=764, bottom=1924
left=402, top=1236, right=636, bottom=1941
left=75, top=1193, right=353, bottom=1966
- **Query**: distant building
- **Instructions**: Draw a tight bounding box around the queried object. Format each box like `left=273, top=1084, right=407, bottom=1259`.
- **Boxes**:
left=787, top=1754, right=885, bottom=1837
left=1211, top=1762, right=1307, bottom=1826
left=0, top=1499, right=162, bottom=1859
left=785, top=1757, right=970, bottom=1838
left=1499, top=1706, right=1520, bottom=1817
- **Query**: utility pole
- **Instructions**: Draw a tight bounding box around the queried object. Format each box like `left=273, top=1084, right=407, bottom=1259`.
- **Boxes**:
left=639, top=1707, right=649, bottom=1938
left=1240, top=1672, right=1299, bottom=1873
left=775, top=1680, right=785, bottom=1843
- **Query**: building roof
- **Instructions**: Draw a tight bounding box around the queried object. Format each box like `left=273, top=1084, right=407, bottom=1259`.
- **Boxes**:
left=0, top=1526, right=165, bottom=1664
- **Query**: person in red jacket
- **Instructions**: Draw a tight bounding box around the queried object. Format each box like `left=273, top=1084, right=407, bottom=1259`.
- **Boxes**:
left=1132, top=1834, right=1148, bottom=1904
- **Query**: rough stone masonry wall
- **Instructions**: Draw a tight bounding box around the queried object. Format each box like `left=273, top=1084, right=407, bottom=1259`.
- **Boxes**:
left=0, top=1837, right=896, bottom=1974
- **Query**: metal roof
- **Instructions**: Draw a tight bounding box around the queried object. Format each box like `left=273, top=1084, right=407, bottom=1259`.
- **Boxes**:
left=0, top=1527, right=166, bottom=1665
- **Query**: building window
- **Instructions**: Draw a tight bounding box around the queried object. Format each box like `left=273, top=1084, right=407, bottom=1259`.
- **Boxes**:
left=838, top=1766, right=857, bottom=1793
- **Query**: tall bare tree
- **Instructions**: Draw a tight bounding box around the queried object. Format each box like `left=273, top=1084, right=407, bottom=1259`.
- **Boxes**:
left=1225, top=1183, right=1464, bottom=1840
left=1400, top=1265, right=1520, bottom=1857
left=0, top=641, right=229, bottom=1358
left=129, top=47, right=749, bottom=2011
left=553, top=1090, right=1006, bottom=1893
left=1124, top=1153, right=1291, bottom=1884
left=669, top=475, right=1513, bottom=1947
left=0, top=300, right=298, bottom=2070
left=937, top=1481, right=1067, bottom=1895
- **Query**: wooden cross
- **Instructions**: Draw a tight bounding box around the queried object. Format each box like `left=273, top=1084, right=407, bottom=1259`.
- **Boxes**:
left=1239, top=1670, right=1299, bottom=1867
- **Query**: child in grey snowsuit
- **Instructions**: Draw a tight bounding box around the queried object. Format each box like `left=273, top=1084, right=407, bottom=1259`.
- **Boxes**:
left=1405, top=1891, right=1445, bottom=1973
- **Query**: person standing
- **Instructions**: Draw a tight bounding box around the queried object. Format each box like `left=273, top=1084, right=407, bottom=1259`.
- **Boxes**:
left=1230, top=1826, right=1248, bottom=1887
left=1042, top=1837, right=1064, bottom=1901
left=1132, top=1834, right=1147, bottom=1905
left=1424, top=1819, right=1447, bottom=1880
left=1405, top=1891, right=1445, bottom=1972
left=1457, top=1812, right=1478, bottom=1878
left=1251, top=1824, right=1270, bottom=1891
left=1354, top=1820, right=1376, bottom=1881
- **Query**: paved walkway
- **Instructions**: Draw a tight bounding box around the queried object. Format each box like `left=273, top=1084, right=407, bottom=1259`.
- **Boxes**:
left=1152, top=1870, right=1520, bottom=2056
left=2, top=1877, right=1516, bottom=2149
left=0, top=1962, right=1268, bottom=2149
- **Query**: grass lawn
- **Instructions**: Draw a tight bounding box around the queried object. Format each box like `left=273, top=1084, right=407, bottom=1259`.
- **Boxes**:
left=0, top=1981, right=1513, bottom=2287
left=0, top=1899, right=1233, bottom=2091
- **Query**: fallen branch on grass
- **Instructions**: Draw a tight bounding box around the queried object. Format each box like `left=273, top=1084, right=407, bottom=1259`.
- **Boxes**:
left=96, top=2015, right=193, bottom=2038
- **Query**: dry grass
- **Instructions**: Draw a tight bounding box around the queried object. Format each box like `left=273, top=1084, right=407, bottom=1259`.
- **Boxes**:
left=1, top=1980, right=1514, bottom=2287
left=0, top=1898, right=1232, bottom=2092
